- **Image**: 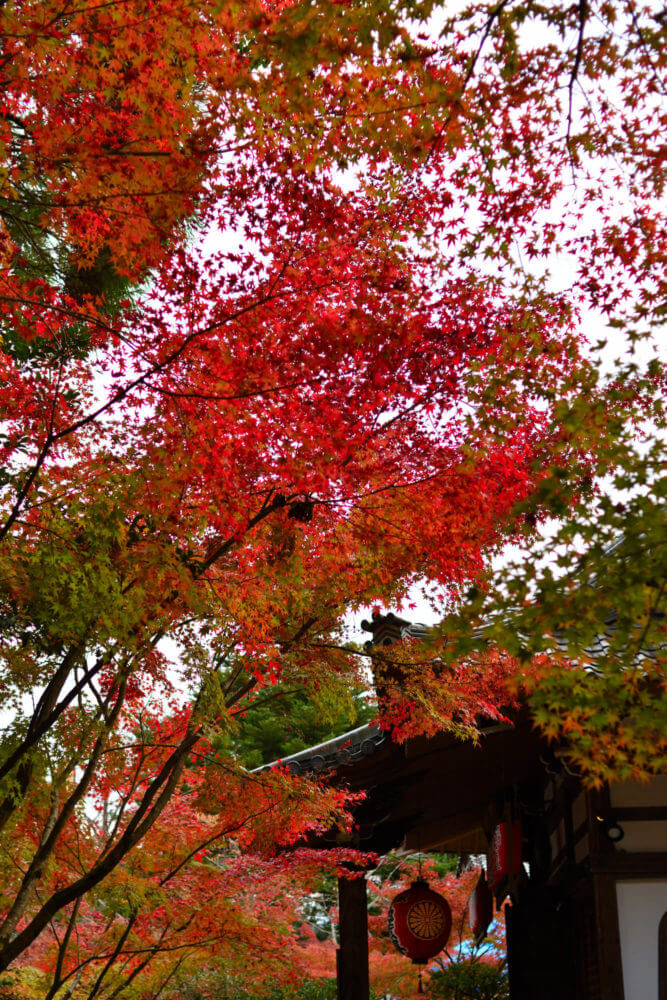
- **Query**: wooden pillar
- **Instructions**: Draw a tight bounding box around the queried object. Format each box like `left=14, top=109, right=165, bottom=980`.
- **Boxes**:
left=505, top=889, right=576, bottom=999
left=591, top=873, right=625, bottom=1000
left=659, top=911, right=667, bottom=1000
left=337, top=872, right=369, bottom=1000
left=587, top=787, right=625, bottom=1000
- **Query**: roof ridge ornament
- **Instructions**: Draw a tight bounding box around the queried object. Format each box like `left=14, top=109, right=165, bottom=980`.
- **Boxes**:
left=361, top=610, right=430, bottom=649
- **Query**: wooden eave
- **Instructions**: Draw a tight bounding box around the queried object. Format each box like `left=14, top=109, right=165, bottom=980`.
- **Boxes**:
left=263, top=709, right=552, bottom=856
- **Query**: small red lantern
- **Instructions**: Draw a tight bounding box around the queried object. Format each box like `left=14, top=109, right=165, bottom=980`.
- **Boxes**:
left=487, top=822, right=522, bottom=897
left=468, top=871, right=493, bottom=943
left=388, top=879, right=452, bottom=965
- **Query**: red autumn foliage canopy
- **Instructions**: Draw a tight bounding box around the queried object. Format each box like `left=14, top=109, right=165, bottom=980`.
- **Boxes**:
left=0, top=0, right=663, bottom=994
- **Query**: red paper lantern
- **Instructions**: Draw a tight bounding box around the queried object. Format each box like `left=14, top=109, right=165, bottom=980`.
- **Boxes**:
left=487, top=822, right=522, bottom=894
left=468, top=871, right=493, bottom=943
left=388, top=879, right=452, bottom=965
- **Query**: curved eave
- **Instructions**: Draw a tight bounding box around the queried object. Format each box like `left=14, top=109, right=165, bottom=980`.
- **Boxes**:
left=255, top=723, right=386, bottom=776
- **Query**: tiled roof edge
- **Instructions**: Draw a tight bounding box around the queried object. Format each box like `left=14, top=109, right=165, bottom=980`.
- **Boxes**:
left=254, top=723, right=385, bottom=776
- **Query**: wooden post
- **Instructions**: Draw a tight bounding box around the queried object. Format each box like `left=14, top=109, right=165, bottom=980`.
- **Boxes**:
left=337, top=872, right=370, bottom=1000
left=659, top=911, right=667, bottom=1000
left=587, top=787, right=625, bottom=1000
left=592, top=872, right=625, bottom=1000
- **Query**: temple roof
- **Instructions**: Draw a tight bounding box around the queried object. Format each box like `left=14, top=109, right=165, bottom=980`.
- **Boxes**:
left=260, top=708, right=550, bottom=855
left=259, top=723, right=386, bottom=776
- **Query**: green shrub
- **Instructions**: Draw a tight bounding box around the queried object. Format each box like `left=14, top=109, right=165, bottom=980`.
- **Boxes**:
left=427, top=959, right=509, bottom=1000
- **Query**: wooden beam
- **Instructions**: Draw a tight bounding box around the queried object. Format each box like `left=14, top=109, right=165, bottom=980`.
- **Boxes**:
left=614, top=806, right=667, bottom=821
left=593, top=873, right=625, bottom=1000
left=402, top=807, right=486, bottom=853
left=591, top=852, right=667, bottom=876
left=337, top=873, right=369, bottom=1000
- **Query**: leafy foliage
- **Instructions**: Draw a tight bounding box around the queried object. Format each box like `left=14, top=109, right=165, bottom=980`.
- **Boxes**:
left=427, top=958, right=509, bottom=1000
left=0, top=0, right=664, bottom=992
left=201, top=978, right=341, bottom=1000
left=438, top=367, right=666, bottom=782
left=230, top=681, right=375, bottom=769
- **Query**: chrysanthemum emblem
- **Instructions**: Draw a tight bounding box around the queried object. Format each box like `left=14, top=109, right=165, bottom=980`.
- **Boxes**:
left=406, top=899, right=446, bottom=940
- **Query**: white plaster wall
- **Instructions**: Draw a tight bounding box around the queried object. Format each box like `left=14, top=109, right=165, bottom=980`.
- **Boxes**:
left=610, top=775, right=667, bottom=808
left=616, top=880, right=667, bottom=1000
left=619, top=821, right=667, bottom=853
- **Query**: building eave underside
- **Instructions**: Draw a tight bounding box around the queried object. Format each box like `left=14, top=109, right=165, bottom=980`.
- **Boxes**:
left=258, top=710, right=551, bottom=855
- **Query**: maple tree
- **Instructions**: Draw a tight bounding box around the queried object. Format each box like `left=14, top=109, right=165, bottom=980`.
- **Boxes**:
left=0, top=0, right=664, bottom=990
left=0, top=735, right=362, bottom=1000
left=437, top=380, right=666, bottom=785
